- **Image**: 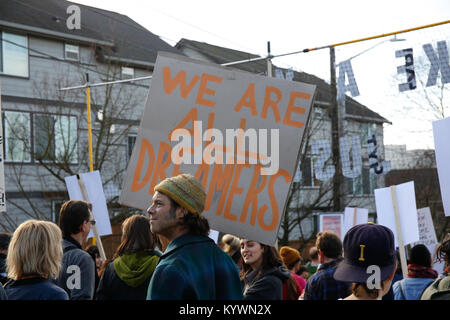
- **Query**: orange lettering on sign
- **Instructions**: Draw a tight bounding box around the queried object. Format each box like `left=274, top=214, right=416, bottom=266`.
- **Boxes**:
left=261, top=86, right=282, bottom=123
left=282, top=91, right=310, bottom=128
left=234, top=83, right=257, bottom=116
left=240, top=165, right=268, bottom=226
left=131, top=138, right=155, bottom=192
left=205, top=164, right=235, bottom=213
left=258, top=169, right=292, bottom=231
left=224, top=164, right=250, bottom=222
left=162, top=67, right=200, bottom=98
left=168, top=108, right=198, bottom=140
left=195, top=73, right=222, bottom=108
left=148, top=142, right=172, bottom=194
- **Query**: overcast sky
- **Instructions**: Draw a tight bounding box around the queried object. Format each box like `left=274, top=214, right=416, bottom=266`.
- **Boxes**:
left=73, top=0, right=450, bottom=150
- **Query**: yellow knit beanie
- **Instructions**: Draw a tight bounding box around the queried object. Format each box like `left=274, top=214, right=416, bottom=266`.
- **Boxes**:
left=154, top=174, right=206, bottom=214
left=279, top=246, right=301, bottom=266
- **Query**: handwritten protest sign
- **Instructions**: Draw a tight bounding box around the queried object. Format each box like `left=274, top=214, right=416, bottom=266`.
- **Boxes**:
left=319, top=213, right=344, bottom=239
left=65, top=171, right=112, bottom=238
left=412, top=207, right=438, bottom=247
left=433, top=117, right=450, bottom=217
left=120, top=52, right=316, bottom=245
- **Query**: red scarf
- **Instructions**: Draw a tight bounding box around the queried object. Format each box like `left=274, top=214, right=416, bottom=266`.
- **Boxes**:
left=407, top=264, right=438, bottom=279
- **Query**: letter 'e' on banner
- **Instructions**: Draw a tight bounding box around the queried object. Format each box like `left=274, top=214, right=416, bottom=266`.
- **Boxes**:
left=119, top=52, right=317, bottom=246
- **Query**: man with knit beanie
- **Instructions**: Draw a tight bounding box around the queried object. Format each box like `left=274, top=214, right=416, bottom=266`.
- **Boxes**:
left=146, top=174, right=243, bottom=300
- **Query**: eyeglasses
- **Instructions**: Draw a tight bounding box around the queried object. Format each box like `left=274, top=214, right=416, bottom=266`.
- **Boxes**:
left=89, top=220, right=96, bottom=226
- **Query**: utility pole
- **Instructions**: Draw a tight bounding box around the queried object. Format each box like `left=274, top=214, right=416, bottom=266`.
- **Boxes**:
left=329, top=46, right=343, bottom=212
left=267, top=41, right=273, bottom=77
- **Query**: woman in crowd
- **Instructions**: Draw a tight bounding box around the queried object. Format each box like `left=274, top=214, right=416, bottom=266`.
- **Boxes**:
left=279, top=246, right=306, bottom=296
left=4, top=220, right=68, bottom=300
left=96, top=214, right=161, bottom=300
left=393, top=244, right=438, bottom=300
left=240, top=239, right=295, bottom=300
left=222, top=234, right=242, bottom=270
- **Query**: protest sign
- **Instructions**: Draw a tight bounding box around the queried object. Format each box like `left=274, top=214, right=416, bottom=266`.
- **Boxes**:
left=411, top=207, right=444, bottom=274
left=65, top=171, right=112, bottom=238
left=412, top=207, right=438, bottom=247
left=375, top=181, right=419, bottom=278
left=375, top=181, right=420, bottom=246
left=432, top=117, right=450, bottom=217
left=318, top=213, right=344, bottom=239
left=343, top=207, right=368, bottom=237
left=209, top=229, right=219, bottom=244
left=120, top=52, right=316, bottom=245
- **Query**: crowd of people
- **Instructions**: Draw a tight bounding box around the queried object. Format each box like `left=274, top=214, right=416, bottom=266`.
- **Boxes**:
left=0, top=173, right=449, bottom=300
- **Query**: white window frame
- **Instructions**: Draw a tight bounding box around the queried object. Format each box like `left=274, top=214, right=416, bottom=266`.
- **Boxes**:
left=34, top=113, right=78, bottom=164
left=121, top=66, right=134, bottom=80
left=4, top=111, right=31, bottom=162
left=127, top=134, right=137, bottom=162
left=64, top=43, right=79, bottom=61
left=1, top=32, right=29, bottom=77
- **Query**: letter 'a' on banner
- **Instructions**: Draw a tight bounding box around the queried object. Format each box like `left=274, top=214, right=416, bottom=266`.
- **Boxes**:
left=119, top=52, right=317, bottom=246
left=433, top=116, right=450, bottom=217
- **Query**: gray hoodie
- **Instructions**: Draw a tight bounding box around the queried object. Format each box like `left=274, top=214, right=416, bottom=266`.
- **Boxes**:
left=55, top=238, right=95, bottom=300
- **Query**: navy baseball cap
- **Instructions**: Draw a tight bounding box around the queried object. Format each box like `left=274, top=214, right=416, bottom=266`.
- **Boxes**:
left=334, top=222, right=396, bottom=283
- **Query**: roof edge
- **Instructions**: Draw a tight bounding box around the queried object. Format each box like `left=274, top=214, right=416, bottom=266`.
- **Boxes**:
left=0, top=19, right=114, bottom=47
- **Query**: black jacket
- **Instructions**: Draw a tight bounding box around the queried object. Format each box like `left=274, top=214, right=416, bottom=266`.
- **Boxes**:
left=0, top=253, right=8, bottom=285
left=96, top=250, right=160, bottom=300
left=243, top=266, right=291, bottom=300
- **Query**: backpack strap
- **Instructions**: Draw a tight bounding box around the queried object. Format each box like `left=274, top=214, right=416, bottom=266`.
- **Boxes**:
left=398, top=281, right=407, bottom=300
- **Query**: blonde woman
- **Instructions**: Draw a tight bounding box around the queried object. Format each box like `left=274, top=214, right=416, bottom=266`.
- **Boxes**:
left=4, top=220, right=68, bottom=300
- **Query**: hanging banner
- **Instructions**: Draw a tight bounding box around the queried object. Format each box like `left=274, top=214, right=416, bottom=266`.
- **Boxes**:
left=395, top=48, right=417, bottom=92
left=337, top=60, right=360, bottom=101
left=120, top=52, right=316, bottom=246
left=312, top=139, right=335, bottom=181
left=340, top=135, right=362, bottom=178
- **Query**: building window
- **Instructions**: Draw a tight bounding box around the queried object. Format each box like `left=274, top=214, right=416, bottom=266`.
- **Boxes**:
left=51, top=199, right=65, bottom=223
left=64, top=43, right=79, bottom=61
left=300, top=156, right=320, bottom=187
left=360, top=123, right=377, bottom=145
left=1, top=32, right=29, bottom=77
left=121, top=67, right=134, bottom=80
left=4, top=111, right=31, bottom=162
left=34, top=114, right=78, bottom=163
left=347, top=167, right=377, bottom=195
left=127, top=135, right=137, bottom=161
